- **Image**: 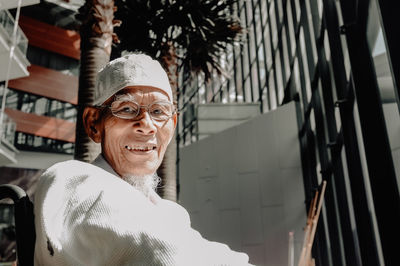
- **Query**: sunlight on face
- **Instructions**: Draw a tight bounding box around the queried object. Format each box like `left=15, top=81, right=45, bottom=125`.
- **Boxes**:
left=98, top=86, right=176, bottom=176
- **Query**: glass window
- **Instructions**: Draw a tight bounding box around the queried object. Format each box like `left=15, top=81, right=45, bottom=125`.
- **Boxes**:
left=249, top=24, right=256, bottom=61
left=276, top=0, right=284, bottom=24
left=244, top=78, right=252, bottom=102
left=300, top=27, right=312, bottom=104
left=235, top=56, right=244, bottom=102
left=269, top=1, right=278, bottom=49
left=262, top=87, right=270, bottom=112
left=286, top=0, right=296, bottom=59
left=258, top=45, right=266, bottom=87
left=251, top=63, right=260, bottom=101
left=264, top=24, right=273, bottom=70
left=305, top=0, right=318, bottom=66
left=241, top=4, right=248, bottom=27
left=246, top=0, right=253, bottom=26
left=242, top=42, right=250, bottom=77
left=256, top=17, right=263, bottom=47
left=269, top=69, right=277, bottom=109
left=294, top=0, right=301, bottom=25
left=261, top=0, right=268, bottom=25
left=275, top=51, right=284, bottom=104
left=282, top=27, right=291, bottom=84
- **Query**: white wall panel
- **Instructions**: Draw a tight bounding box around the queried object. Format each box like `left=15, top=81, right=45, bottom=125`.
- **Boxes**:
left=220, top=210, right=242, bottom=250
left=239, top=172, right=264, bottom=245
left=179, top=102, right=306, bottom=266
left=236, top=122, right=259, bottom=173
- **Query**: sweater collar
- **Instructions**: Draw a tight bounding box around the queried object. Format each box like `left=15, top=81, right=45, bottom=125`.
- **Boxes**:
left=91, top=154, right=162, bottom=204
left=91, top=154, right=120, bottom=177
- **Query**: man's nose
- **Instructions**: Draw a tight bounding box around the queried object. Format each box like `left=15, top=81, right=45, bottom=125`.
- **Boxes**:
left=132, top=111, right=157, bottom=135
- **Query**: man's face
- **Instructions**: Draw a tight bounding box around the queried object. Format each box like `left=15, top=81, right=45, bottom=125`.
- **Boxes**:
left=94, top=86, right=176, bottom=176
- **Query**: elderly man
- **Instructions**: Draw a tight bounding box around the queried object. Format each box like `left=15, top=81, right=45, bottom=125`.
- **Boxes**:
left=34, top=53, right=253, bottom=265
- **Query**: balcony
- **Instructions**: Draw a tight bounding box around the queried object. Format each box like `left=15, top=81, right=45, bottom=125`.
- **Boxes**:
left=0, top=0, right=39, bottom=10
left=0, top=9, right=30, bottom=81
left=0, top=110, right=18, bottom=166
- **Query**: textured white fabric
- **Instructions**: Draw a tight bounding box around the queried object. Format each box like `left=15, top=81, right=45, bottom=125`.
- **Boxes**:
left=34, top=158, right=253, bottom=266
left=94, top=53, right=173, bottom=105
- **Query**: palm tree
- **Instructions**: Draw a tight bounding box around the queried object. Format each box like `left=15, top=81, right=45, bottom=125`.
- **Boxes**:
left=74, top=0, right=120, bottom=162
left=113, top=0, right=243, bottom=201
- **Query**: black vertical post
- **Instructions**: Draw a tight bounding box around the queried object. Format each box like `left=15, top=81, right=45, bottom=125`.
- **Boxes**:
left=339, top=0, right=400, bottom=265
left=317, top=34, right=362, bottom=265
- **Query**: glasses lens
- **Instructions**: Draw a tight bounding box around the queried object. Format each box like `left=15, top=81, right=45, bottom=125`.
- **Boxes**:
left=110, top=101, right=139, bottom=119
left=149, top=102, right=174, bottom=121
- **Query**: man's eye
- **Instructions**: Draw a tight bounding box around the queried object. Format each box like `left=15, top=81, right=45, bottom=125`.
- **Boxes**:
left=151, top=108, right=163, bottom=115
left=114, top=105, right=138, bottom=114
left=122, top=107, right=136, bottom=113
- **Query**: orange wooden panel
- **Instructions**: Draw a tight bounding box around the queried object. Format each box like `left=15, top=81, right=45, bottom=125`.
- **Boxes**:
left=8, top=64, right=78, bottom=105
left=19, top=15, right=81, bottom=60
left=5, top=108, right=76, bottom=143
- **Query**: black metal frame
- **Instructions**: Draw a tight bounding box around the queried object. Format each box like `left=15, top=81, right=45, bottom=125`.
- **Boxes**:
left=339, top=0, right=400, bottom=264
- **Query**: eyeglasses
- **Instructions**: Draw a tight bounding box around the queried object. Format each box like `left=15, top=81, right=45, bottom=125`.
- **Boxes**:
left=97, top=100, right=177, bottom=121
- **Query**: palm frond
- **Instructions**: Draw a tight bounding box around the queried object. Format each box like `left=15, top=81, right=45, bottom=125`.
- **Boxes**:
left=114, top=0, right=243, bottom=81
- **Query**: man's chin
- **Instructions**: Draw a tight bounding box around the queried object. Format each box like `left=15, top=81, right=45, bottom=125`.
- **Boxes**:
left=121, top=173, right=161, bottom=198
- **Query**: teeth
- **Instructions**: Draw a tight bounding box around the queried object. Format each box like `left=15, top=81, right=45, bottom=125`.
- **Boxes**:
left=125, top=145, right=156, bottom=151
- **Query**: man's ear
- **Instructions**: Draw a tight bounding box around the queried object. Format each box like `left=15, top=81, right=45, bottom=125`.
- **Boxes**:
left=172, top=113, right=177, bottom=130
left=82, top=107, right=102, bottom=143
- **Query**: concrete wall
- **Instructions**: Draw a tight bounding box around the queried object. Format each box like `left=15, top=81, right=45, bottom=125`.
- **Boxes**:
left=179, top=102, right=306, bottom=266
left=382, top=103, right=400, bottom=192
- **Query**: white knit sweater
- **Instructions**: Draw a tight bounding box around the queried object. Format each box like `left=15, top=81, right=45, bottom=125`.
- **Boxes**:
left=34, top=157, right=253, bottom=266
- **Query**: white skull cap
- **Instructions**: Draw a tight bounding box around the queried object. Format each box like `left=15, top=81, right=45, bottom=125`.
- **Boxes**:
left=93, top=53, right=173, bottom=105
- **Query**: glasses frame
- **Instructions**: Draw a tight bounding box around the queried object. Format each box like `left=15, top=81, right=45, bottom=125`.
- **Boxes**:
left=95, top=100, right=177, bottom=122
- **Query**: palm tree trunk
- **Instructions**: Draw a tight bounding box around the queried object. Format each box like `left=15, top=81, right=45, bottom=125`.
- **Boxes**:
left=157, top=42, right=179, bottom=201
left=74, top=0, right=119, bottom=162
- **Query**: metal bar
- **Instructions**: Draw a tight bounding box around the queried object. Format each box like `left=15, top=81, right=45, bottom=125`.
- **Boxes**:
left=339, top=1, right=400, bottom=265
left=236, top=1, right=246, bottom=102
left=312, top=69, right=345, bottom=266
left=321, top=0, right=382, bottom=264
left=256, top=0, right=271, bottom=111
left=266, top=0, right=280, bottom=107
left=273, top=0, right=284, bottom=105
left=317, top=23, right=362, bottom=265
left=290, top=1, right=331, bottom=263
left=250, top=0, right=264, bottom=112
left=243, top=1, right=254, bottom=102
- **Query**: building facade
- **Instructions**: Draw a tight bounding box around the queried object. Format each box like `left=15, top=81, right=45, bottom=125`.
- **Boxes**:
left=178, top=0, right=400, bottom=265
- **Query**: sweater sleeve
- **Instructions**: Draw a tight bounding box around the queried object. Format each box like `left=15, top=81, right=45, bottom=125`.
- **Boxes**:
left=34, top=160, right=254, bottom=266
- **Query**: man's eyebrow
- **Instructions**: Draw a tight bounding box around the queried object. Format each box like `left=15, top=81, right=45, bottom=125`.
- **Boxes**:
left=114, top=93, right=137, bottom=102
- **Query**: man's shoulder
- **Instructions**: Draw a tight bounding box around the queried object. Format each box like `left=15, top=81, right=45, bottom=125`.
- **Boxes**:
left=36, top=159, right=114, bottom=195
left=43, top=159, right=105, bottom=177
left=47, top=159, right=92, bottom=171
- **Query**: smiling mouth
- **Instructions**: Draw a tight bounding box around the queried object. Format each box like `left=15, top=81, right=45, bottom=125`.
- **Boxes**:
left=125, top=145, right=157, bottom=152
